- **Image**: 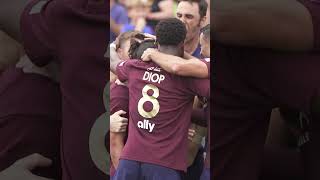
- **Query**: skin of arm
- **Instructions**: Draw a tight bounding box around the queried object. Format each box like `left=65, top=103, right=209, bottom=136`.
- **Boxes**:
left=110, top=110, right=128, bottom=168
left=212, top=0, right=314, bottom=51
left=110, top=132, right=126, bottom=168
left=142, top=48, right=208, bottom=78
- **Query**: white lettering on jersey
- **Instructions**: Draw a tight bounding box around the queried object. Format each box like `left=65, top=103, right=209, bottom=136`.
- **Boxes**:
left=142, top=71, right=165, bottom=84
left=137, top=119, right=155, bottom=132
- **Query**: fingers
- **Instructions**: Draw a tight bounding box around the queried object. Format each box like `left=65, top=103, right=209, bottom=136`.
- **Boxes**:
left=188, top=129, right=196, bottom=136
left=188, top=129, right=196, bottom=140
left=141, top=50, right=151, bottom=62
left=120, top=118, right=128, bottom=123
left=118, top=127, right=127, bottom=133
left=114, top=110, right=126, bottom=116
left=14, top=154, right=52, bottom=171
left=143, top=33, right=156, bottom=40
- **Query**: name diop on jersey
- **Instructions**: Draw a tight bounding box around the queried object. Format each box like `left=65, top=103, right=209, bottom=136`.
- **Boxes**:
left=137, top=70, right=165, bottom=133
left=142, top=71, right=165, bottom=84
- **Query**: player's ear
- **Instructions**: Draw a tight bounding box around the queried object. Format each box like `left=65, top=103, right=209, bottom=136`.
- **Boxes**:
left=200, top=16, right=207, bottom=27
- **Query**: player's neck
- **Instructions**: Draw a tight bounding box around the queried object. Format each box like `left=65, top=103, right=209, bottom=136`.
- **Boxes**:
left=159, top=46, right=183, bottom=57
left=184, top=35, right=199, bottom=54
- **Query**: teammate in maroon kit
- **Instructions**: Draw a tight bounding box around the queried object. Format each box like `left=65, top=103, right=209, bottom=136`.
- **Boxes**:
left=142, top=24, right=211, bottom=180
left=110, top=31, right=209, bottom=180
left=110, top=18, right=209, bottom=180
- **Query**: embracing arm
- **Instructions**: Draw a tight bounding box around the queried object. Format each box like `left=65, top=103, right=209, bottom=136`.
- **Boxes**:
left=142, top=48, right=208, bottom=78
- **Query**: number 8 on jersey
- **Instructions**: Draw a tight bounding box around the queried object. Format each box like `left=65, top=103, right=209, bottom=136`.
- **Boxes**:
left=138, top=84, right=160, bottom=119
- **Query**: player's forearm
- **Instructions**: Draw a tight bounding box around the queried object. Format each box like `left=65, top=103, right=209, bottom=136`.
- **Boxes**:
left=149, top=51, right=179, bottom=74
left=150, top=51, right=208, bottom=78
left=212, top=0, right=313, bottom=51
left=110, top=132, right=125, bottom=168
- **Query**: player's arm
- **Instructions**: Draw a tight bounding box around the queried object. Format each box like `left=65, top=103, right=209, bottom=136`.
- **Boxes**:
left=0, top=0, right=29, bottom=42
left=110, top=132, right=125, bottom=168
left=110, top=110, right=128, bottom=168
left=213, top=0, right=314, bottom=50
left=109, top=43, right=122, bottom=74
left=142, top=48, right=208, bottom=78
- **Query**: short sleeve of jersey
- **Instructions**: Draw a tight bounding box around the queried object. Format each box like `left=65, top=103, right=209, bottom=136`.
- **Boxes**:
left=299, top=0, right=320, bottom=49
left=187, top=78, right=210, bottom=98
left=20, top=0, right=57, bottom=66
left=116, top=61, right=129, bottom=82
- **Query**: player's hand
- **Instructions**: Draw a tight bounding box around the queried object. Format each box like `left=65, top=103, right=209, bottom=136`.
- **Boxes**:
left=141, top=48, right=158, bottom=62
left=0, top=153, right=54, bottom=180
left=143, top=33, right=156, bottom=40
left=110, top=110, right=128, bottom=133
left=188, top=129, right=196, bottom=141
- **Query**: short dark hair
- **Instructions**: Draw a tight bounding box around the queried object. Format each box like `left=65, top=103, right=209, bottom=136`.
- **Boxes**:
left=178, top=0, right=208, bottom=19
left=155, top=18, right=187, bottom=46
left=129, top=39, right=157, bottom=59
left=201, top=24, right=210, bottom=41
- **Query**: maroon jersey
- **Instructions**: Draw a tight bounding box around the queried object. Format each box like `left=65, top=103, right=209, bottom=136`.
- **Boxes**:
left=0, top=67, right=61, bottom=178
left=109, top=82, right=129, bottom=177
left=116, top=60, right=209, bottom=171
left=20, top=0, right=108, bottom=179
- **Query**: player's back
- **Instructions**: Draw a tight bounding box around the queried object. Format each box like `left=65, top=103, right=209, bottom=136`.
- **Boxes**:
left=116, top=59, right=209, bottom=171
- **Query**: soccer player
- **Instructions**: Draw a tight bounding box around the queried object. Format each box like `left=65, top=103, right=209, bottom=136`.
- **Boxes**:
left=110, top=33, right=206, bottom=179
left=176, top=0, right=208, bottom=57
left=0, top=0, right=109, bottom=179
left=110, top=18, right=209, bottom=180
left=175, top=1, right=208, bottom=177
left=142, top=24, right=211, bottom=180
left=110, top=82, right=129, bottom=179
